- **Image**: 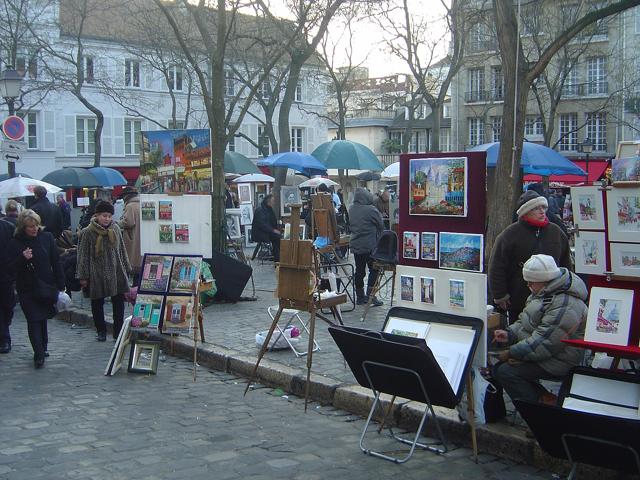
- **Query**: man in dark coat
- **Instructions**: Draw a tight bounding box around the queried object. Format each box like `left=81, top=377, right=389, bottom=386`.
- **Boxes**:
left=30, top=185, right=63, bottom=238
left=251, top=194, right=281, bottom=262
left=0, top=217, right=16, bottom=353
left=489, top=190, right=572, bottom=323
left=56, top=194, right=72, bottom=230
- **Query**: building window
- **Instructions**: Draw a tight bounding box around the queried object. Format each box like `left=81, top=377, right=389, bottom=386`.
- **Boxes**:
left=228, top=135, right=235, bottom=152
left=125, top=60, right=140, bottom=87
left=291, top=127, right=303, bottom=152
left=468, top=118, right=484, bottom=146
left=294, top=83, right=303, bottom=102
left=524, top=116, right=543, bottom=137
left=468, top=23, right=494, bottom=52
left=18, top=112, right=37, bottom=149
left=587, top=57, right=607, bottom=95
left=442, top=103, right=451, bottom=118
left=559, top=113, right=578, bottom=151
left=224, top=70, right=235, bottom=96
left=257, top=126, right=270, bottom=156
left=124, top=119, right=142, bottom=155
left=439, top=128, right=451, bottom=152
left=258, top=81, right=270, bottom=99
left=467, top=68, right=485, bottom=102
left=491, top=66, right=504, bottom=100
left=82, top=56, right=94, bottom=84
left=16, top=53, right=37, bottom=79
left=168, top=119, right=185, bottom=129
left=562, top=67, right=579, bottom=97
left=76, top=117, right=96, bottom=155
left=408, top=131, right=424, bottom=152
left=490, top=116, right=502, bottom=143
left=586, top=112, right=607, bottom=151
left=561, top=4, right=578, bottom=30
left=168, top=66, right=183, bottom=91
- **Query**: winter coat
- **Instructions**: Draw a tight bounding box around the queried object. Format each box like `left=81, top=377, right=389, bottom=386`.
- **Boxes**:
left=348, top=188, right=384, bottom=255
left=489, top=218, right=572, bottom=320
left=119, top=195, right=141, bottom=272
left=31, top=197, right=63, bottom=238
left=251, top=199, right=278, bottom=243
left=76, top=219, right=131, bottom=299
left=507, top=268, right=588, bottom=377
left=0, top=218, right=15, bottom=284
left=7, top=230, right=65, bottom=321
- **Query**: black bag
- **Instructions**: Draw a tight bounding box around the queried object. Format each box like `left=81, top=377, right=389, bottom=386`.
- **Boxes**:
left=483, top=381, right=507, bottom=423
left=28, top=263, right=58, bottom=305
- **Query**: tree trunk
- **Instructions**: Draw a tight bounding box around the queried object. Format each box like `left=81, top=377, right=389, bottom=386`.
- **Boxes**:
left=431, top=104, right=441, bottom=151
left=93, top=111, right=103, bottom=167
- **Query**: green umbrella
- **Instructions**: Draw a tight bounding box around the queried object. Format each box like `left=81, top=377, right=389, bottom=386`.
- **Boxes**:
left=224, top=151, right=260, bottom=174
left=41, top=167, right=101, bottom=188
left=311, top=140, right=383, bottom=171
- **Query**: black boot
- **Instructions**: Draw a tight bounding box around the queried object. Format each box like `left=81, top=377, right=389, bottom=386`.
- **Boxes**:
left=356, top=288, right=367, bottom=305
left=366, top=288, right=383, bottom=307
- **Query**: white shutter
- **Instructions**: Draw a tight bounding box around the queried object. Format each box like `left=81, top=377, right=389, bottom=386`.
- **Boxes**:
left=144, top=65, right=154, bottom=90
left=306, top=127, right=315, bottom=153
left=238, top=124, right=249, bottom=156
left=43, top=110, right=55, bottom=151
left=102, top=117, right=113, bottom=155
left=64, top=115, right=76, bottom=156
left=248, top=124, right=258, bottom=157
left=113, top=117, right=124, bottom=156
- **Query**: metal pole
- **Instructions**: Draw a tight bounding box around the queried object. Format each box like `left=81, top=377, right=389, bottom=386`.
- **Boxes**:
left=6, top=97, right=16, bottom=178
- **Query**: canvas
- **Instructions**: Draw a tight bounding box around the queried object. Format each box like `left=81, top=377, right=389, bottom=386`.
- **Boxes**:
left=131, top=294, right=164, bottom=329
left=139, top=255, right=174, bottom=292
left=159, top=224, right=173, bottom=243
left=570, top=186, right=605, bottom=230
left=409, top=157, right=467, bottom=216
left=610, top=243, right=640, bottom=278
left=584, top=287, right=634, bottom=346
left=400, top=275, right=414, bottom=301
left=439, top=232, right=483, bottom=272
left=574, top=231, right=606, bottom=275
left=420, top=232, right=438, bottom=260
left=169, top=256, right=202, bottom=294
left=174, top=224, right=190, bottom=243
left=238, top=183, right=252, bottom=204
left=607, top=188, right=640, bottom=242
left=239, top=204, right=253, bottom=226
left=141, top=201, right=156, bottom=220
left=158, top=200, right=173, bottom=220
left=161, top=295, right=195, bottom=333
left=449, top=279, right=465, bottom=308
left=612, top=157, right=640, bottom=184
left=403, top=231, right=419, bottom=259
left=420, top=277, right=435, bottom=305
left=281, top=186, right=301, bottom=217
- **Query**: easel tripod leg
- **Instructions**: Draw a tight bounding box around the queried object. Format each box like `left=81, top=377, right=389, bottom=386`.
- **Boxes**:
left=244, top=306, right=284, bottom=396
left=304, top=308, right=317, bottom=412
left=465, top=372, right=478, bottom=462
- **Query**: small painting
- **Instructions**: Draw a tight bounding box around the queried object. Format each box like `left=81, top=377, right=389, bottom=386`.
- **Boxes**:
left=225, top=209, right=242, bottom=239
left=139, top=255, right=173, bottom=292
left=383, top=316, right=430, bottom=338
left=159, top=224, right=173, bottom=243
left=161, top=295, right=195, bottom=333
left=585, top=287, right=634, bottom=346
left=449, top=279, right=465, bottom=308
left=420, top=277, right=435, bottom=305
left=169, top=256, right=202, bottom=294
left=131, top=294, right=164, bottom=330
left=238, top=183, right=252, bottom=204
left=612, top=157, right=640, bottom=184
left=409, top=157, right=467, bottom=216
left=174, top=224, right=190, bottom=243
left=240, top=203, right=253, bottom=226
left=128, top=340, right=160, bottom=374
left=159, top=200, right=173, bottom=220
left=610, top=242, right=640, bottom=278
left=141, top=201, right=156, bottom=220
left=281, top=186, right=301, bottom=217
left=571, top=186, right=604, bottom=230
left=400, top=275, right=414, bottom=302
left=420, top=232, right=438, bottom=261
left=403, top=231, right=419, bottom=259
left=574, top=231, right=606, bottom=275
left=439, top=232, right=483, bottom=272
left=606, top=188, right=640, bottom=242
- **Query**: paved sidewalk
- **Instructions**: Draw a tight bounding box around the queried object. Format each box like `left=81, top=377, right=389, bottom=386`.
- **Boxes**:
left=1, top=311, right=553, bottom=480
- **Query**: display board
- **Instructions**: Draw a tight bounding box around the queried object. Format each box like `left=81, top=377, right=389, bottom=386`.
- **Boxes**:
left=140, top=193, right=212, bottom=258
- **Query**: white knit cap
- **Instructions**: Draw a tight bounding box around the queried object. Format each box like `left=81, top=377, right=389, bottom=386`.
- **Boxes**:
left=516, top=195, right=548, bottom=218
left=522, top=254, right=561, bottom=282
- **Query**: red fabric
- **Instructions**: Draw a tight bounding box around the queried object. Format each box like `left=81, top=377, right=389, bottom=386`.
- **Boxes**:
left=522, top=216, right=549, bottom=228
left=523, top=160, right=609, bottom=185
left=562, top=339, right=640, bottom=361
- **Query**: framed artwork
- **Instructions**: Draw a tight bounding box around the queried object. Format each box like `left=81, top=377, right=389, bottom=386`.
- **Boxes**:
left=281, top=186, right=301, bottom=217
left=438, top=232, right=483, bottom=272
left=420, top=232, right=438, bottom=261
left=141, top=201, right=156, bottom=220
left=158, top=200, right=173, bottom=220
left=169, top=256, right=202, bottom=294
left=449, top=279, right=465, bottom=308
left=570, top=186, right=605, bottom=230
left=238, top=183, right=252, bottom=204
left=420, top=277, right=435, bottom=305
left=283, top=223, right=306, bottom=240
left=131, top=294, right=164, bottom=330
left=584, top=287, right=634, bottom=346
left=128, top=340, right=160, bottom=375
left=139, top=254, right=174, bottom=292
left=159, top=224, right=173, bottom=243
left=225, top=209, right=242, bottom=239
left=110, top=317, right=132, bottom=376
left=174, top=224, right=190, bottom=243
left=161, top=295, right=195, bottom=333
left=409, top=157, right=467, bottom=216
left=400, top=275, right=414, bottom=301
left=403, top=231, right=419, bottom=259
left=383, top=316, right=430, bottom=338
left=610, top=243, right=640, bottom=278
left=245, top=225, right=257, bottom=248
left=611, top=157, right=640, bottom=185
left=606, top=188, right=640, bottom=242
left=574, top=231, right=607, bottom=275
left=239, top=203, right=253, bottom=226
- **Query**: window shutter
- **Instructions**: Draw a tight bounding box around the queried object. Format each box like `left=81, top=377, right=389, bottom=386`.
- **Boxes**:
left=64, top=115, right=76, bottom=156
left=102, top=117, right=113, bottom=155
left=113, top=117, right=124, bottom=156
left=248, top=124, right=258, bottom=157
left=144, top=65, right=154, bottom=90
left=238, top=124, right=249, bottom=156
left=43, top=111, right=55, bottom=151
left=306, top=127, right=315, bottom=153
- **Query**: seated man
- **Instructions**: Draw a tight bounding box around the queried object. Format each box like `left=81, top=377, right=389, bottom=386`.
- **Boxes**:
left=493, top=254, right=587, bottom=404
left=251, top=194, right=281, bottom=262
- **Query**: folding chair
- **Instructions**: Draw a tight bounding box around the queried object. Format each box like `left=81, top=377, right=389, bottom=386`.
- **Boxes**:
left=267, top=305, right=320, bottom=357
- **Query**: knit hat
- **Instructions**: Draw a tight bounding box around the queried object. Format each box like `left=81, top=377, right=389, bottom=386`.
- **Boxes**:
left=94, top=200, right=114, bottom=215
left=516, top=190, right=548, bottom=218
left=522, top=254, right=561, bottom=282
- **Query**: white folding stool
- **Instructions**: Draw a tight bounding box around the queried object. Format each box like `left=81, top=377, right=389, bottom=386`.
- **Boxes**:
left=267, top=305, right=320, bottom=358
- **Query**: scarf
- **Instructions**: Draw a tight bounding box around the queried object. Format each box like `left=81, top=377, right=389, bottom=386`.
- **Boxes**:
left=89, top=218, right=116, bottom=256
left=522, top=216, right=549, bottom=228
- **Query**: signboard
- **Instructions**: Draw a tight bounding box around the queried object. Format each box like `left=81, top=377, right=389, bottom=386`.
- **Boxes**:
left=1, top=139, right=26, bottom=163
left=2, top=115, right=26, bottom=141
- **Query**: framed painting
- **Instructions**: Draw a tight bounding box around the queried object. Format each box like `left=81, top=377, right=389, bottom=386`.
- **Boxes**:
left=174, top=224, right=190, bottom=243
left=611, top=157, right=640, bottom=185
left=420, top=232, right=438, bottom=261
left=161, top=295, right=195, bottom=333
left=584, top=287, right=634, bottom=346
left=139, top=254, right=174, bottom=293
left=128, top=340, right=160, bottom=374
left=238, top=183, right=252, bottom=204
left=449, top=279, right=466, bottom=308
left=225, top=209, right=242, bottom=239
left=158, top=200, right=173, bottom=220
left=281, top=186, right=301, bottom=217
left=141, top=201, right=156, bottom=220
left=245, top=225, right=257, bottom=248
left=169, top=255, right=202, bottom=294
left=131, top=294, right=164, bottom=330
left=574, top=231, right=606, bottom=275
left=403, top=231, right=419, bottom=259
left=159, top=224, right=173, bottom=243
left=420, top=276, right=435, bottom=305
left=239, top=203, right=253, bottom=226
left=570, top=186, right=605, bottom=230
left=606, top=188, right=640, bottom=242
left=610, top=242, right=640, bottom=278
left=400, top=275, right=415, bottom=302
left=409, top=157, right=467, bottom=216
left=383, top=316, right=430, bottom=338
left=438, top=232, right=483, bottom=272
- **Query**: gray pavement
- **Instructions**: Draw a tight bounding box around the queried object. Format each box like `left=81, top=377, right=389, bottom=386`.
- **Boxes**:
left=1, top=309, right=554, bottom=480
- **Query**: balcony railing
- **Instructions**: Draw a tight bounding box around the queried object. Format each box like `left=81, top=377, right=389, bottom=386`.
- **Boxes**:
left=561, top=82, right=609, bottom=98
left=467, top=40, right=497, bottom=54
left=464, top=89, right=503, bottom=103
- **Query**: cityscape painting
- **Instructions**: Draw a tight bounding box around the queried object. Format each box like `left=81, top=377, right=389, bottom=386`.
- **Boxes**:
left=409, top=157, right=467, bottom=216
left=438, top=232, right=483, bottom=272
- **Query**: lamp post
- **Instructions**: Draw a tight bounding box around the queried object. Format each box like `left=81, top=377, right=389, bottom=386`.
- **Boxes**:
left=0, top=67, right=23, bottom=178
left=579, top=137, right=594, bottom=177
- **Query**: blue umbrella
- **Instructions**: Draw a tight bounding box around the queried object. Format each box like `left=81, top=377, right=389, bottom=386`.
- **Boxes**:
left=311, top=140, right=383, bottom=171
left=468, top=142, right=587, bottom=177
left=257, top=151, right=327, bottom=177
left=88, top=167, right=128, bottom=186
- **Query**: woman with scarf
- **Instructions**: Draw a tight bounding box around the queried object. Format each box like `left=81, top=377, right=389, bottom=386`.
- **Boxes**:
left=76, top=200, right=131, bottom=342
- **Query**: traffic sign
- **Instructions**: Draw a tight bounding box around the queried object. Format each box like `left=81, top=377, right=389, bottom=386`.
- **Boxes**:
left=1, top=139, right=26, bottom=163
left=2, top=115, right=26, bottom=141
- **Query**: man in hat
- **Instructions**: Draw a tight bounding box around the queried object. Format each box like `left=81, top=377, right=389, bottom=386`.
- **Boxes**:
left=30, top=185, right=63, bottom=238
left=118, top=187, right=141, bottom=283
left=489, top=190, right=571, bottom=323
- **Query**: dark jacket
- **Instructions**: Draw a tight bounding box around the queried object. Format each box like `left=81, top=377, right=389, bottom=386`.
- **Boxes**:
left=489, top=219, right=572, bottom=321
left=348, top=188, right=384, bottom=255
left=0, top=219, right=15, bottom=284
left=251, top=199, right=278, bottom=243
left=58, top=200, right=72, bottom=230
left=31, top=197, right=63, bottom=238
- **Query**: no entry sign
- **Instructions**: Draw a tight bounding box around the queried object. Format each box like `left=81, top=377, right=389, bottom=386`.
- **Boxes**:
left=2, top=115, right=25, bottom=141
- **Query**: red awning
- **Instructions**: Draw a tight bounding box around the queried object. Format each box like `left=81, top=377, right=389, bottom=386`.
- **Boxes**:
left=523, top=160, right=609, bottom=185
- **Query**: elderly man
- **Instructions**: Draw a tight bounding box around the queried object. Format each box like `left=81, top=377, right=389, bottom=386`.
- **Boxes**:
left=493, top=254, right=587, bottom=404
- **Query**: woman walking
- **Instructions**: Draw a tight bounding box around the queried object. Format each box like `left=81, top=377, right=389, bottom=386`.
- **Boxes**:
left=7, top=210, right=65, bottom=368
left=76, top=200, right=131, bottom=341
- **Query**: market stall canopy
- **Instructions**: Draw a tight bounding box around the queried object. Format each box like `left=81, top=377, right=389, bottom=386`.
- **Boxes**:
left=257, top=151, right=327, bottom=177
left=311, top=140, right=384, bottom=171
left=524, top=160, right=609, bottom=185
left=88, top=167, right=128, bottom=186
left=232, top=173, right=275, bottom=183
left=381, top=162, right=399, bottom=180
left=41, top=167, right=101, bottom=188
left=224, top=151, right=260, bottom=174
left=468, top=142, right=587, bottom=177
left=357, top=171, right=381, bottom=182
left=298, top=177, right=339, bottom=188
left=0, top=175, right=62, bottom=197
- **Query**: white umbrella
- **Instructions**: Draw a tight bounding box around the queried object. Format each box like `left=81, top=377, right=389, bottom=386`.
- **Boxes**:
left=232, top=173, right=275, bottom=183
left=381, top=162, right=399, bottom=180
left=298, top=177, right=339, bottom=188
left=0, top=175, right=62, bottom=197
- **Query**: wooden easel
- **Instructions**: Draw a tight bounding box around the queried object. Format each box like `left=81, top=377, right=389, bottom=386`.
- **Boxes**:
left=243, top=205, right=346, bottom=410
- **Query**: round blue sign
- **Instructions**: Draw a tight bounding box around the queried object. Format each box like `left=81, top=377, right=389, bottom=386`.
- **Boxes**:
left=2, top=115, right=25, bottom=141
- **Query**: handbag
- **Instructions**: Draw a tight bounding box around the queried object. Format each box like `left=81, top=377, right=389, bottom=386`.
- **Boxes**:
left=27, top=262, right=59, bottom=305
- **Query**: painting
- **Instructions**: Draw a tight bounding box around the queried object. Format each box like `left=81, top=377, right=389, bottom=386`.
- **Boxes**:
left=574, top=231, right=606, bottom=275
left=139, top=255, right=173, bottom=293
left=159, top=224, right=173, bottom=243
left=584, top=287, right=634, bottom=346
left=606, top=188, right=640, bottom=242
left=438, top=232, right=483, bottom=272
left=169, top=256, right=202, bottom=294
left=612, top=157, right=640, bottom=185
left=403, top=231, right=419, bottom=259
left=128, top=340, right=160, bottom=374
left=409, top=157, right=467, bottom=216
left=131, top=294, right=164, bottom=330
left=238, top=183, right=252, bottom=204
left=610, top=242, right=640, bottom=278
left=449, top=279, right=465, bottom=308
left=161, top=295, right=195, bottom=333
left=174, top=224, right=190, bottom=243
left=225, top=209, right=242, bottom=239
left=245, top=225, right=257, bottom=248
left=239, top=203, right=253, bottom=226
left=383, top=316, right=430, bottom=338
left=281, top=186, right=301, bottom=217
left=141, top=201, right=156, bottom=220
left=420, top=232, right=438, bottom=261
left=158, top=200, right=173, bottom=220
left=570, top=186, right=604, bottom=230
left=420, top=277, right=435, bottom=305
left=400, top=275, right=414, bottom=302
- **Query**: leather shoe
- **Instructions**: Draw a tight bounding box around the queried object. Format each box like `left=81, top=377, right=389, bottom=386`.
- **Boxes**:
left=0, top=343, right=11, bottom=354
left=34, top=358, right=45, bottom=368
left=370, top=296, right=384, bottom=307
left=96, top=332, right=107, bottom=342
left=44, top=351, right=50, bottom=357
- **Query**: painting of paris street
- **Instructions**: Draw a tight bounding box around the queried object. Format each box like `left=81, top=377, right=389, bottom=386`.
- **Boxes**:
left=409, top=157, right=467, bottom=216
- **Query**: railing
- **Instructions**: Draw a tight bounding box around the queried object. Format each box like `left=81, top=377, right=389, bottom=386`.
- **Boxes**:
left=378, top=154, right=399, bottom=167
left=467, top=40, right=497, bottom=54
left=561, top=82, right=608, bottom=98
left=464, top=90, right=504, bottom=103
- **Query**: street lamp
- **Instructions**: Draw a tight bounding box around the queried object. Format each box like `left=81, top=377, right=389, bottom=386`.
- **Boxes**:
left=579, top=137, right=594, bottom=176
left=0, top=67, right=23, bottom=178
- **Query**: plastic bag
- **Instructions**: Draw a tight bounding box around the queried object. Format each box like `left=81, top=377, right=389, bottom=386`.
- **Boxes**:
left=457, top=367, right=506, bottom=425
left=256, top=327, right=300, bottom=350
left=56, top=291, right=72, bottom=312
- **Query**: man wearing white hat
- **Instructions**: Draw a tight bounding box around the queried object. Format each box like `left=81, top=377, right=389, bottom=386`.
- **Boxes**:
left=492, top=254, right=588, bottom=404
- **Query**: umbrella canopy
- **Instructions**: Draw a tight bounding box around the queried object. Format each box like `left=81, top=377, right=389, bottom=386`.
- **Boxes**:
left=88, top=167, right=128, bottom=186
left=298, top=177, right=339, bottom=188
left=357, top=171, right=381, bottom=182
left=381, top=162, right=399, bottom=180
left=257, top=151, right=327, bottom=177
left=232, top=173, right=275, bottom=183
left=468, top=142, right=587, bottom=177
left=0, top=173, right=32, bottom=181
left=41, top=167, right=101, bottom=188
left=0, top=175, right=62, bottom=197
left=224, top=151, right=260, bottom=174
left=311, top=140, right=383, bottom=171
